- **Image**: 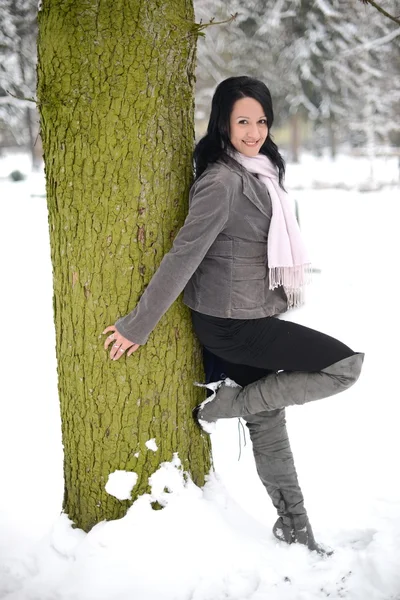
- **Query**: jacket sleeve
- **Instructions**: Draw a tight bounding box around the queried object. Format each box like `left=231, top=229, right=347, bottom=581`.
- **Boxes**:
left=114, top=175, right=231, bottom=345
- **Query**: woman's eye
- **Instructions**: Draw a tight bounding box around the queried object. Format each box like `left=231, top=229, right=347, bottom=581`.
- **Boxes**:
left=238, top=119, right=267, bottom=125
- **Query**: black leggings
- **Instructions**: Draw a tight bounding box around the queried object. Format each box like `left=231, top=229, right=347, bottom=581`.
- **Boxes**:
left=191, top=310, right=356, bottom=387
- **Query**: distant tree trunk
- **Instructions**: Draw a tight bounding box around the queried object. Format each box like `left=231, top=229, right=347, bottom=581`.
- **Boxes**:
left=37, top=0, right=210, bottom=532
left=327, top=115, right=337, bottom=160
left=32, top=124, right=43, bottom=170
left=25, top=106, right=41, bottom=170
left=15, top=18, right=38, bottom=170
left=290, top=112, right=300, bottom=163
left=364, top=94, right=376, bottom=183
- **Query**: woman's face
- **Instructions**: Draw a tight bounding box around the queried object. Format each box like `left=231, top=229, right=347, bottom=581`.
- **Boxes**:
left=229, top=97, right=269, bottom=157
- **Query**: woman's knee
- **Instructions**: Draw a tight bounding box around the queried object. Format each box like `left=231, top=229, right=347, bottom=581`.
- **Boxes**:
left=321, top=352, right=365, bottom=390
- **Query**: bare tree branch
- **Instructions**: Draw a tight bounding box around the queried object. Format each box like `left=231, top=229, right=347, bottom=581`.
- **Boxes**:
left=193, top=13, right=238, bottom=35
left=4, top=90, right=36, bottom=104
left=359, top=0, right=400, bottom=26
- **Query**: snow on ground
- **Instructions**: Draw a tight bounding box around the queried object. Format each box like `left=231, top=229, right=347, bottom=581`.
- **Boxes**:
left=286, top=152, right=399, bottom=191
left=0, top=151, right=399, bottom=600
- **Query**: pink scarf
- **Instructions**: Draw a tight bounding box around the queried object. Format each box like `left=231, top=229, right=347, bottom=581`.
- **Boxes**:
left=233, top=151, right=311, bottom=308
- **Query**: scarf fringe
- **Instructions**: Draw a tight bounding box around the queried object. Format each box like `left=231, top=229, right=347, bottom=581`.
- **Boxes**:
left=269, top=264, right=312, bottom=309
left=283, top=286, right=305, bottom=309
left=269, top=264, right=312, bottom=290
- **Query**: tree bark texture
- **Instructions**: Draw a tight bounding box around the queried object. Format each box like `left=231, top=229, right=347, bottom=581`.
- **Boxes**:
left=37, top=0, right=211, bottom=532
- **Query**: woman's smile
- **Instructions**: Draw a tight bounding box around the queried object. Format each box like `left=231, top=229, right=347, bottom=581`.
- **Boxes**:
left=243, top=139, right=260, bottom=146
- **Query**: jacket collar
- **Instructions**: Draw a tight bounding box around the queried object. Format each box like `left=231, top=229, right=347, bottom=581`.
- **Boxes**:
left=215, top=158, right=271, bottom=220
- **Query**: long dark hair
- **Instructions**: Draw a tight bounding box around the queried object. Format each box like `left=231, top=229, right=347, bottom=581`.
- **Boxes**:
left=194, top=76, right=286, bottom=187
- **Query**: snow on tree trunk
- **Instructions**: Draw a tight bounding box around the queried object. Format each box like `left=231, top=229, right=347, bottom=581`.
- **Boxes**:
left=36, top=0, right=211, bottom=532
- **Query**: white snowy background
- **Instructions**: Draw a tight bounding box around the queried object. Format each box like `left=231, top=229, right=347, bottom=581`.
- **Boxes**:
left=0, top=152, right=399, bottom=600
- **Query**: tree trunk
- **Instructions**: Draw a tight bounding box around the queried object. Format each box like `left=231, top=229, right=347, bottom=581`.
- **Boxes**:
left=36, top=0, right=210, bottom=533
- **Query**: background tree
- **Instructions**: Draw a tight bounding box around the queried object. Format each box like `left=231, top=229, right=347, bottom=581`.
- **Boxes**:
left=4, top=0, right=399, bottom=165
left=195, top=0, right=400, bottom=160
left=0, top=0, right=40, bottom=166
left=36, top=0, right=210, bottom=532
left=281, top=0, right=400, bottom=159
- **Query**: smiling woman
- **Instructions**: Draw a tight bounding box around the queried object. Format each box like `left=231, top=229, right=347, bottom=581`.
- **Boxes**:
left=108, top=76, right=364, bottom=555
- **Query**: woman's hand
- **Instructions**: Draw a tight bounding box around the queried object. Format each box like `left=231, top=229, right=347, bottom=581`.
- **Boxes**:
left=102, top=325, right=141, bottom=361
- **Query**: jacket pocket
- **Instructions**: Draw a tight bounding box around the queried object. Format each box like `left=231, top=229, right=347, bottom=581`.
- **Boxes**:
left=232, top=265, right=266, bottom=309
left=206, top=239, right=233, bottom=257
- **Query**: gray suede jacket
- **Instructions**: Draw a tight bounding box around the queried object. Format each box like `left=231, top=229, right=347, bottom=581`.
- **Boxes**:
left=115, top=159, right=288, bottom=345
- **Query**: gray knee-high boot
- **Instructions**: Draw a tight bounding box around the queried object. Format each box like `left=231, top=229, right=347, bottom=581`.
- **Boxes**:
left=199, top=353, right=364, bottom=423
left=245, top=409, right=306, bottom=524
left=244, top=409, right=324, bottom=553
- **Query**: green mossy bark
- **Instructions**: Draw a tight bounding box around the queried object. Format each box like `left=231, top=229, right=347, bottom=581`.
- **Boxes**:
left=37, top=0, right=211, bottom=532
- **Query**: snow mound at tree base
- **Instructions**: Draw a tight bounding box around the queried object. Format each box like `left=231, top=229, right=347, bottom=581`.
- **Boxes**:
left=1, top=455, right=400, bottom=600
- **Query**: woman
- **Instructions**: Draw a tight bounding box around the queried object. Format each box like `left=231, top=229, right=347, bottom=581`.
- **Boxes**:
left=103, top=76, right=364, bottom=554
